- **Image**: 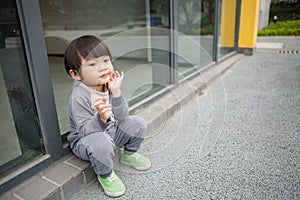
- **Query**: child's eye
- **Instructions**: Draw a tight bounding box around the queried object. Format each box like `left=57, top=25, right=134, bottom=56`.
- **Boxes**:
left=88, top=63, right=96, bottom=67
left=104, top=58, right=111, bottom=63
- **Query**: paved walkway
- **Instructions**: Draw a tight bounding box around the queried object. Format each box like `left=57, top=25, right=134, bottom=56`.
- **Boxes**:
left=72, top=37, right=300, bottom=199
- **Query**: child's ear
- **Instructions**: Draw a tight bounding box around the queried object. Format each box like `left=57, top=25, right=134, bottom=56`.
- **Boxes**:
left=69, top=69, right=81, bottom=80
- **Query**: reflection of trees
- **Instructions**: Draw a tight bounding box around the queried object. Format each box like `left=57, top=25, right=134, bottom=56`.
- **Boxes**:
left=0, top=0, right=19, bottom=48
left=202, top=0, right=215, bottom=24
left=201, top=0, right=215, bottom=35
left=40, top=0, right=146, bottom=29
left=179, top=0, right=214, bottom=35
left=270, top=0, right=300, bottom=21
left=40, top=0, right=216, bottom=34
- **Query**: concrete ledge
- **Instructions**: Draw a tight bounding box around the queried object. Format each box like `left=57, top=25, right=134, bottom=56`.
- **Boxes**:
left=1, top=53, right=243, bottom=200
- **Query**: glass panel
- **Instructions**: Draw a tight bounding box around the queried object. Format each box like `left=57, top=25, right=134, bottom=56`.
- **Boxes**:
left=46, top=56, right=73, bottom=134
left=0, top=0, right=45, bottom=177
left=218, top=0, right=236, bottom=58
left=178, top=0, right=215, bottom=78
left=39, top=0, right=171, bottom=133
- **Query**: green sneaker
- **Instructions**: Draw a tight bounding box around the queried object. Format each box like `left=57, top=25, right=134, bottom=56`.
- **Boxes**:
left=97, top=170, right=126, bottom=197
left=120, top=150, right=151, bottom=171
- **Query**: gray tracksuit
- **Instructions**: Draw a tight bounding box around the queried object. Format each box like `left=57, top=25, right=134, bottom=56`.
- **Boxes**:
left=67, top=82, right=146, bottom=177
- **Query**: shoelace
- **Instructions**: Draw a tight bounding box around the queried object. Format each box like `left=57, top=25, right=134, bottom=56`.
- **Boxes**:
left=131, top=153, right=140, bottom=159
left=107, top=174, right=117, bottom=182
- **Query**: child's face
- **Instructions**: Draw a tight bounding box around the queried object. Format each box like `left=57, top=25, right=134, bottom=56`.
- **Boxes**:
left=78, top=55, right=114, bottom=87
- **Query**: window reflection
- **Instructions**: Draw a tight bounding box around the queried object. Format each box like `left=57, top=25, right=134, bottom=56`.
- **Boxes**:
left=178, top=0, right=215, bottom=78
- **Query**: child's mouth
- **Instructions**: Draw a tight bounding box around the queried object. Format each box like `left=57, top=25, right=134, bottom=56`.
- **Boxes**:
left=100, top=73, right=110, bottom=78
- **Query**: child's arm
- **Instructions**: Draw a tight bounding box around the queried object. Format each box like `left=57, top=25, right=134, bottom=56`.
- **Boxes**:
left=107, top=71, right=129, bottom=121
left=70, top=91, right=110, bottom=137
left=111, top=95, right=129, bottom=121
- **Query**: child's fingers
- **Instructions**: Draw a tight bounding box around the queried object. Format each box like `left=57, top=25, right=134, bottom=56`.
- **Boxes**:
left=97, top=103, right=108, bottom=109
left=93, top=97, right=101, bottom=103
left=112, top=71, right=124, bottom=78
left=100, top=107, right=110, bottom=114
left=118, top=71, right=124, bottom=77
left=94, top=98, right=108, bottom=111
left=98, top=107, right=110, bottom=120
left=93, top=97, right=107, bottom=104
left=97, top=105, right=110, bottom=118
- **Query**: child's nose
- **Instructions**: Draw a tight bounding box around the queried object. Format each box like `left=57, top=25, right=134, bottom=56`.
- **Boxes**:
left=98, top=64, right=108, bottom=71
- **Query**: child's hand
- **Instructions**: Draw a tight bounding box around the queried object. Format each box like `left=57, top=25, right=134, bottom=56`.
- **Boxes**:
left=94, top=97, right=110, bottom=122
left=108, top=71, right=124, bottom=97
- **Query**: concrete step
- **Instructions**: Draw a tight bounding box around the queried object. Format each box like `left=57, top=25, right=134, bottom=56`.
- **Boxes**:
left=1, top=154, right=94, bottom=200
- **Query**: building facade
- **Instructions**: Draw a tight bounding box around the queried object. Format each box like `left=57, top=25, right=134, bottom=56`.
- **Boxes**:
left=0, top=0, right=259, bottom=194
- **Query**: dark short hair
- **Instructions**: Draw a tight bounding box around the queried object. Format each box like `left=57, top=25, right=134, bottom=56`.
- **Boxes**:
left=64, top=35, right=112, bottom=76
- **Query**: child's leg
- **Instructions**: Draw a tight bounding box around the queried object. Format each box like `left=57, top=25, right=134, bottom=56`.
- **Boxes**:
left=113, top=116, right=151, bottom=171
left=113, top=115, right=147, bottom=154
left=71, top=132, right=115, bottom=178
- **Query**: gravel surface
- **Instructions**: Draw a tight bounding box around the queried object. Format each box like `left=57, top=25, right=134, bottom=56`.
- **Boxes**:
left=72, top=37, right=300, bottom=200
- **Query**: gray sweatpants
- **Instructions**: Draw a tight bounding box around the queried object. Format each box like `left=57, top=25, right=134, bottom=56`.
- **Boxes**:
left=71, top=115, right=147, bottom=177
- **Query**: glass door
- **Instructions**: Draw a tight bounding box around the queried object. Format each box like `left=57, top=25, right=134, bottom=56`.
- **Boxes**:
left=0, top=0, right=45, bottom=177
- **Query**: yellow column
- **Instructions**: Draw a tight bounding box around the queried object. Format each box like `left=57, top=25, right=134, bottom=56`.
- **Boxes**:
left=220, top=0, right=236, bottom=47
left=238, top=0, right=260, bottom=53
